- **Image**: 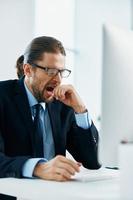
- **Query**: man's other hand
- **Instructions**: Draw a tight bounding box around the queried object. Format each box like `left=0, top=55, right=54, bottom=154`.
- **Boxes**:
left=33, top=155, right=80, bottom=181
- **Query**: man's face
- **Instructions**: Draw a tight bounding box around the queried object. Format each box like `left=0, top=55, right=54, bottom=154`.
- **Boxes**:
left=25, top=52, right=65, bottom=103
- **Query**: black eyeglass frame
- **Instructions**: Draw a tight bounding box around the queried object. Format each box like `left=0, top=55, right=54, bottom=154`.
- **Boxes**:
left=29, top=63, right=71, bottom=78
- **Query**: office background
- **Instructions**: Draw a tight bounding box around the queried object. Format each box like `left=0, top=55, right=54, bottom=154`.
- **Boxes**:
left=0, top=0, right=133, bottom=167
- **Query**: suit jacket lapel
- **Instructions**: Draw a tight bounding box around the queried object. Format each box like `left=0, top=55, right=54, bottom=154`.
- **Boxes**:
left=47, top=101, right=65, bottom=155
left=13, top=78, right=35, bottom=153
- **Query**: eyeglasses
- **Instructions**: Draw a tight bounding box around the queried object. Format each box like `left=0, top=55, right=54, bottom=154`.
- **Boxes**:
left=30, top=63, right=71, bottom=78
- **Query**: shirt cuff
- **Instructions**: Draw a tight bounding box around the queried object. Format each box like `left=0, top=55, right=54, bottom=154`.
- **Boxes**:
left=75, top=112, right=92, bottom=129
left=22, top=158, right=47, bottom=178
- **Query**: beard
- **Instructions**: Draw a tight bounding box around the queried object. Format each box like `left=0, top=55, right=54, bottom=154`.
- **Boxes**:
left=31, top=85, right=54, bottom=103
left=31, top=79, right=57, bottom=103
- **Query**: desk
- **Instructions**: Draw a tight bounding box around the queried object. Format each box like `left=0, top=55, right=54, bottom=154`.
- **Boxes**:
left=0, top=169, right=120, bottom=200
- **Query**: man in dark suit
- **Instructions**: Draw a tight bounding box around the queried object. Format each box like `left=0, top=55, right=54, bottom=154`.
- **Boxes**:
left=0, top=36, right=100, bottom=200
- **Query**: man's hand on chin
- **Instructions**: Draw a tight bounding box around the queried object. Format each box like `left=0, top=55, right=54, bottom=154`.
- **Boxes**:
left=53, top=84, right=87, bottom=113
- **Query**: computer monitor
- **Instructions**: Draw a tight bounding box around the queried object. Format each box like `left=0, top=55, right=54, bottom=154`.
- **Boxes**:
left=100, top=24, right=133, bottom=167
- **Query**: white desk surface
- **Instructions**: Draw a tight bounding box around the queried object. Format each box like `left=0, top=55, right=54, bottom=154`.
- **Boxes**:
left=0, top=167, right=120, bottom=200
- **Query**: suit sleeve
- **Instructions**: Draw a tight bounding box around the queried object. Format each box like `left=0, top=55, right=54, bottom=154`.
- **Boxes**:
left=0, top=130, right=31, bottom=178
left=66, top=112, right=101, bottom=169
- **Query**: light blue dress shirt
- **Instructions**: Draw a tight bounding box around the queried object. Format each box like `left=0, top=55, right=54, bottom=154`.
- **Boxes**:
left=22, top=82, right=91, bottom=178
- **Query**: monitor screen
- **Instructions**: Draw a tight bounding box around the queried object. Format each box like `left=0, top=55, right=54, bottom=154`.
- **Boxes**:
left=100, top=24, right=133, bottom=167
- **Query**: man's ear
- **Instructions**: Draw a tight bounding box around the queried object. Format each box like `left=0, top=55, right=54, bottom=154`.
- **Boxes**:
left=23, top=64, right=32, bottom=77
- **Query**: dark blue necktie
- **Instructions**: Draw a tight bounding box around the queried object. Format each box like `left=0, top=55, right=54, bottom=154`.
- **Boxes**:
left=33, top=104, right=44, bottom=157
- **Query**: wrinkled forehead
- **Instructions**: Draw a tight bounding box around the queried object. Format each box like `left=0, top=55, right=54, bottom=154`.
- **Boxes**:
left=37, top=52, right=65, bottom=69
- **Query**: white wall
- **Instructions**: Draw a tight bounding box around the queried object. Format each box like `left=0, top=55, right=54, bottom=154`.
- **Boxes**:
left=0, top=0, right=34, bottom=80
left=74, top=0, right=131, bottom=128
left=34, top=0, right=76, bottom=85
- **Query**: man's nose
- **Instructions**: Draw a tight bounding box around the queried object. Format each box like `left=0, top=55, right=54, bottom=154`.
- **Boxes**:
left=53, top=72, right=62, bottom=82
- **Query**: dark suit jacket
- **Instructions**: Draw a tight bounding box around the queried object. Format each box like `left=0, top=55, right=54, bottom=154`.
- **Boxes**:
left=0, top=78, right=100, bottom=199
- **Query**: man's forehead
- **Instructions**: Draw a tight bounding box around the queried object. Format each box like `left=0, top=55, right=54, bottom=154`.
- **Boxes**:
left=39, top=52, right=65, bottom=68
left=41, top=52, right=65, bottom=60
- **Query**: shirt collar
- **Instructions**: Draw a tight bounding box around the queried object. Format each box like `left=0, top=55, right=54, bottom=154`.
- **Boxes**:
left=24, top=81, right=46, bottom=110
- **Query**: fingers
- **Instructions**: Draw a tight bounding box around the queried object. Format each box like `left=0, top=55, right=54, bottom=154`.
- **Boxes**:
left=54, top=85, right=72, bottom=100
left=57, top=162, right=76, bottom=175
left=41, top=166, right=71, bottom=181
left=55, top=167, right=72, bottom=180
left=53, top=84, right=87, bottom=113
left=52, top=173, right=68, bottom=182
left=56, top=155, right=80, bottom=173
left=34, top=155, right=81, bottom=182
left=52, top=155, right=80, bottom=180
left=54, top=86, right=66, bottom=100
